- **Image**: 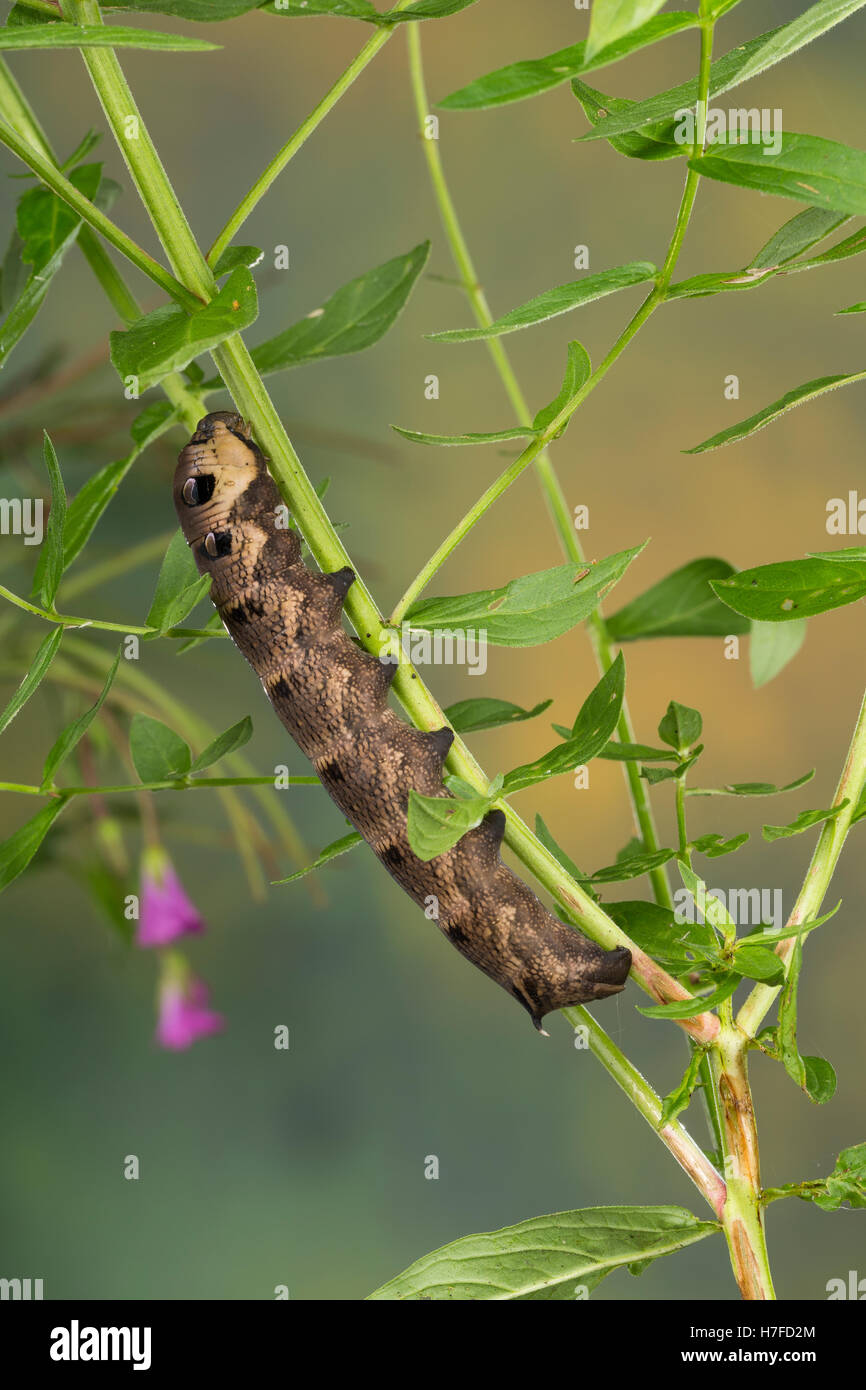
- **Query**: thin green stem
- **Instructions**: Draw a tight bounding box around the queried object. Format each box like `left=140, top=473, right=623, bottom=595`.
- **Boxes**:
left=0, top=116, right=201, bottom=310
left=565, top=1005, right=726, bottom=1218
left=0, top=583, right=223, bottom=639
left=676, top=778, right=689, bottom=856
left=207, top=0, right=417, bottom=268
left=737, top=685, right=866, bottom=1038
left=0, top=777, right=318, bottom=796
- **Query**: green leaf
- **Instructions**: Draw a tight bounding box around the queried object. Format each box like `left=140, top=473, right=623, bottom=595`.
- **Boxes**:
left=659, top=1046, right=705, bottom=1127
left=762, top=803, right=847, bottom=842
left=571, top=79, right=682, bottom=162
left=658, top=700, right=702, bottom=752
left=407, top=787, right=497, bottom=862
left=606, top=899, right=715, bottom=972
left=391, top=425, right=537, bottom=447
left=0, top=22, right=219, bottom=49
left=578, top=0, right=866, bottom=145
left=146, top=530, right=212, bottom=634
left=0, top=799, right=66, bottom=894
left=748, top=901, right=840, bottom=947
left=444, top=697, right=552, bottom=734
left=1, top=161, right=102, bottom=369
left=259, top=0, right=378, bottom=16
left=808, top=1143, right=866, bottom=1210
left=0, top=627, right=63, bottom=739
left=405, top=545, right=644, bottom=647
left=272, top=831, right=364, bottom=884
left=581, top=846, right=678, bottom=884
left=534, top=814, right=587, bottom=887
left=368, top=1204, right=719, bottom=1300
left=838, top=300, right=866, bottom=313
left=104, top=0, right=262, bottom=17
left=129, top=713, right=191, bottom=784
left=686, top=373, right=866, bottom=454
left=110, top=265, right=258, bottom=391
left=586, top=0, right=668, bottom=62
left=427, top=263, right=657, bottom=342
left=532, top=340, right=591, bottom=434
left=175, top=609, right=225, bottom=655
left=189, top=716, right=253, bottom=773
left=752, top=206, right=850, bottom=269
left=637, top=974, right=740, bottom=1020
left=35, top=432, right=66, bottom=611
left=439, top=14, right=698, bottom=111
left=678, top=862, right=736, bottom=937
left=750, top=618, right=807, bottom=688
left=712, top=557, right=866, bottom=622
left=732, top=943, right=785, bottom=986
left=211, top=244, right=263, bottom=277
left=691, top=133, right=866, bottom=218
left=41, top=648, right=121, bottom=790
left=689, top=832, right=749, bottom=859
left=377, top=0, right=480, bottom=20
left=605, top=557, right=750, bottom=639
left=244, top=242, right=429, bottom=377
left=502, top=654, right=625, bottom=794
left=688, top=771, right=815, bottom=797
left=778, top=935, right=837, bottom=1102
left=598, top=741, right=676, bottom=762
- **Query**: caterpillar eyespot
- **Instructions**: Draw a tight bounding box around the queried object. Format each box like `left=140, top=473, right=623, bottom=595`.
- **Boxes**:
left=174, top=412, right=631, bottom=1030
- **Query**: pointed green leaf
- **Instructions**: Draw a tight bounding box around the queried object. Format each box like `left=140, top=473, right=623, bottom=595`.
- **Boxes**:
left=212, top=244, right=263, bottom=277
left=427, top=263, right=657, bottom=342
left=571, top=79, right=683, bottom=162
left=243, top=243, right=429, bottom=377
left=532, top=340, right=591, bottom=433
left=598, top=741, right=676, bottom=762
left=689, top=832, right=749, bottom=859
left=606, top=557, right=750, bottom=639
left=146, top=530, right=212, bottom=634
left=0, top=799, right=66, bottom=893
left=581, top=846, right=678, bottom=884
left=690, top=133, right=866, bottom=218
left=534, top=814, right=587, bottom=887
left=712, top=557, right=866, bottom=622
left=762, top=803, right=848, bottom=841
left=272, top=831, right=364, bottom=884
left=658, top=701, right=702, bottom=752
left=502, top=654, right=624, bottom=794
left=778, top=936, right=837, bottom=1102
left=189, top=716, right=253, bottom=774
left=368, top=1204, right=719, bottom=1300
left=407, top=788, right=495, bottom=861
left=41, top=648, right=120, bottom=790
left=439, top=13, right=698, bottom=111
left=637, top=974, right=740, bottom=1019
left=110, top=266, right=258, bottom=391
left=391, top=425, right=537, bottom=447
left=35, top=432, right=66, bottom=611
left=659, top=1046, right=705, bottom=1127
left=0, top=627, right=63, bottom=738
left=688, top=771, right=815, bottom=798
left=129, top=713, right=191, bottom=783
left=444, top=697, right=552, bottom=734
left=405, top=544, right=645, bottom=647
left=750, top=618, right=807, bottom=688
left=688, top=372, right=866, bottom=454
left=0, top=22, right=219, bottom=49
left=586, top=0, right=668, bottom=62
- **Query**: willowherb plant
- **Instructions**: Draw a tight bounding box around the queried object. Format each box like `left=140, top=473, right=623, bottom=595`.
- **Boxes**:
left=0, top=0, right=864, bottom=1305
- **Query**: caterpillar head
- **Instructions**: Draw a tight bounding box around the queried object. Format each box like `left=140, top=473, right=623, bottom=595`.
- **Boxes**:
left=174, top=411, right=299, bottom=600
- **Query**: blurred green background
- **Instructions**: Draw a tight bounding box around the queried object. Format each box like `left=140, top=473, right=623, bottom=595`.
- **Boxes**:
left=0, top=0, right=864, bottom=1300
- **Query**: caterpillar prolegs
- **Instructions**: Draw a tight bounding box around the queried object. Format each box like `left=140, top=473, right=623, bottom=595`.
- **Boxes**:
left=174, top=412, right=631, bottom=1029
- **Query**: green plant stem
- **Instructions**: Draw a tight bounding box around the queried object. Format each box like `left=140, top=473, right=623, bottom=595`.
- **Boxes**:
left=565, top=1005, right=726, bottom=1218
left=738, top=685, right=866, bottom=1038
left=207, top=0, right=418, bottom=268
left=676, top=778, right=689, bottom=856
left=0, top=583, right=223, bottom=639
left=0, top=116, right=201, bottom=309
left=0, top=777, right=318, bottom=795
left=710, top=1024, right=776, bottom=1299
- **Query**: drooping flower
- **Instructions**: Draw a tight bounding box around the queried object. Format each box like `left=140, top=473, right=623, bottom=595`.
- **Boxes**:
left=156, top=955, right=224, bottom=1051
left=137, top=844, right=204, bottom=947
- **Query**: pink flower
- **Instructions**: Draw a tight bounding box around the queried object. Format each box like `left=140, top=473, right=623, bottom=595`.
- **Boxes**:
left=156, top=961, right=224, bottom=1051
left=137, top=845, right=204, bottom=947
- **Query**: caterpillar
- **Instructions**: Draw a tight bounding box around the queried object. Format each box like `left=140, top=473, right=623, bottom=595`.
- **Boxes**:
left=174, top=411, right=632, bottom=1029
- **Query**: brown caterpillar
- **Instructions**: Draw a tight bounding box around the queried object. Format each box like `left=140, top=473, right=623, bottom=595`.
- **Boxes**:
left=173, top=412, right=631, bottom=1029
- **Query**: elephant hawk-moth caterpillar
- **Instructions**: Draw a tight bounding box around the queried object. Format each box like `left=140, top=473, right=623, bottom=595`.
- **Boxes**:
left=174, top=412, right=631, bottom=1029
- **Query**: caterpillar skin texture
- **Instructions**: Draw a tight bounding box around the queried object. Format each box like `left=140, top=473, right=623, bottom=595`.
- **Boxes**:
left=174, top=412, right=631, bottom=1029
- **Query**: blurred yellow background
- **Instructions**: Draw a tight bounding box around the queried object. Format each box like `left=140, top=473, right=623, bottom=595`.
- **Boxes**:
left=0, top=0, right=863, bottom=1299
